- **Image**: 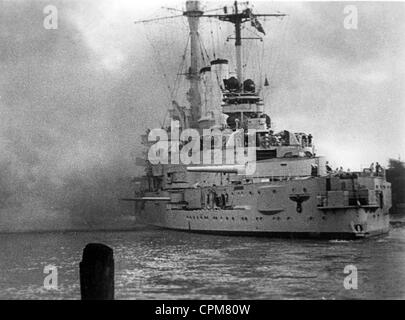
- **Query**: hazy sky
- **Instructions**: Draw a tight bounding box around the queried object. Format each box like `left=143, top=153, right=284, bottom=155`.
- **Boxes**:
left=0, top=1, right=404, bottom=229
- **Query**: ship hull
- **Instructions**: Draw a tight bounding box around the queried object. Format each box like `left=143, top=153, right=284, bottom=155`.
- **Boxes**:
left=136, top=202, right=390, bottom=240
left=135, top=171, right=391, bottom=240
left=151, top=227, right=388, bottom=240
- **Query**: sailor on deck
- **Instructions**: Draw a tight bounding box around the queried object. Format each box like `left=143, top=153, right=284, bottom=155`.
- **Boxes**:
left=375, top=162, right=383, bottom=176
left=325, top=161, right=332, bottom=173
left=302, top=135, right=307, bottom=147
left=308, top=134, right=313, bottom=146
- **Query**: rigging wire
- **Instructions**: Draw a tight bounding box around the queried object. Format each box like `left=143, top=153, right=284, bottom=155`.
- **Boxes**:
left=172, top=35, right=190, bottom=98
left=142, top=16, right=189, bottom=127
left=217, top=22, right=224, bottom=59
left=138, top=4, right=289, bottom=127
left=198, top=34, right=210, bottom=66
left=264, top=16, right=290, bottom=105
left=144, top=28, right=174, bottom=102
left=209, top=18, right=217, bottom=60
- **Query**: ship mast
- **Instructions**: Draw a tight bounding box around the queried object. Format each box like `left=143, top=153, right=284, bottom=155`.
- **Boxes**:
left=134, top=1, right=286, bottom=128
left=182, top=1, right=287, bottom=126
left=234, top=2, right=243, bottom=82
left=184, top=1, right=203, bottom=127
left=205, top=1, right=287, bottom=86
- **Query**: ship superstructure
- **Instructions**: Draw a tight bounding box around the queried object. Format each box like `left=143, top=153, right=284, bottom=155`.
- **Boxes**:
left=126, top=1, right=391, bottom=239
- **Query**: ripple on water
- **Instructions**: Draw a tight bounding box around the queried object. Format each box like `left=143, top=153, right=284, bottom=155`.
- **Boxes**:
left=0, top=227, right=404, bottom=299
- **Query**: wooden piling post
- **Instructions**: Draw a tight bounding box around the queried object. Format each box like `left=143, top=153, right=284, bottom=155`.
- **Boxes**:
left=80, top=243, right=114, bottom=300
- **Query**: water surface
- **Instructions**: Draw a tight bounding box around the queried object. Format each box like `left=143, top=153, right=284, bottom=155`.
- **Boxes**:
left=0, top=223, right=404, bottom=299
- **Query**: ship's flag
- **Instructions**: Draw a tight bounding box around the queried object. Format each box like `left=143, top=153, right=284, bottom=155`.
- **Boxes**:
left=288, top=131, right=301, bottom=146
left=247, top=9, right=266, bottom=35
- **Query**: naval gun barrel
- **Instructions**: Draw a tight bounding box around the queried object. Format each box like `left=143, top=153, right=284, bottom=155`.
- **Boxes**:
left=186, top=165, right=245, bottom=173
left=121, top=197, right=171, bottom=202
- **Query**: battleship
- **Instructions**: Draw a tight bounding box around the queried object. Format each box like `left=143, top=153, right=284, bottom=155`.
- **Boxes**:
left=125, top=1, right=392, bottom=239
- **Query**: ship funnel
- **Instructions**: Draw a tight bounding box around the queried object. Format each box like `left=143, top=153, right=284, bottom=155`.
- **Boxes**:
left=198, top=60, right=228, bottom=128
left=210, top=59, right=229, bottom=89
left=198, top=66, right=216, bottom=128
left=200, top=66, right=212, bottom=105
left=200, top=59, right=228, bottom=126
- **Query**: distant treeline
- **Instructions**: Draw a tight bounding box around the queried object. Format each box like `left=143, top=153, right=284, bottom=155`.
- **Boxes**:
left=386, top=159, right=405, bottom=214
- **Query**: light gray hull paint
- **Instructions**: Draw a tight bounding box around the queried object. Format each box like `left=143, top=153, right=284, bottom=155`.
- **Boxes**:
left=136, top=179, right=390, bottom=239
